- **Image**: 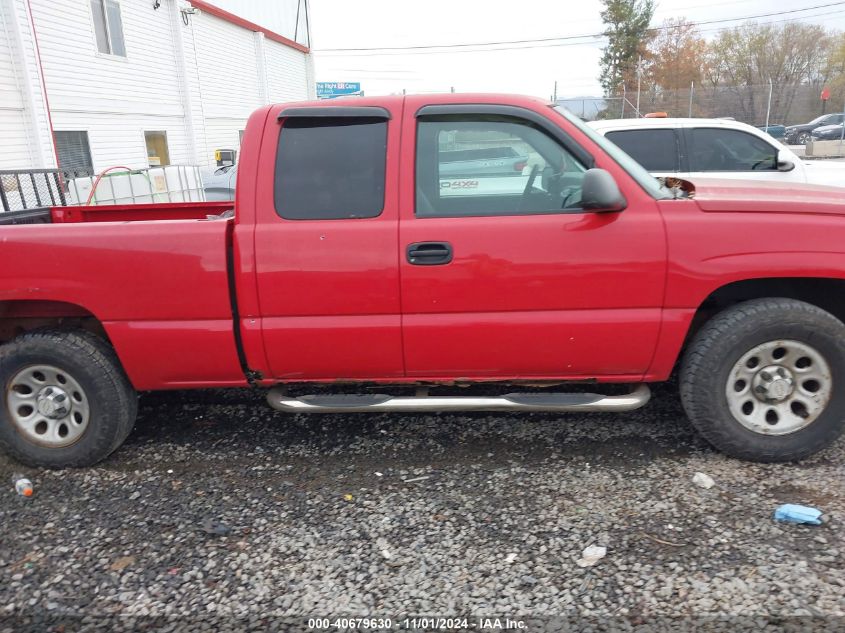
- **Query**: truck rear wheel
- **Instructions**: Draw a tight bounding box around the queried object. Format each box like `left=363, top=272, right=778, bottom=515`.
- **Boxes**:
left=680, top=298, right=845, bottom=462
left=0, top=330, right=137, bottom=468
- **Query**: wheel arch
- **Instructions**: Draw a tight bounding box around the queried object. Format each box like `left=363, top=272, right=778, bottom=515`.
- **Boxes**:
left=687, top=277, right=845, bottom=343
left=0, top=300, right=110, bottom=346
left=650, top=277, right=845, bottom=381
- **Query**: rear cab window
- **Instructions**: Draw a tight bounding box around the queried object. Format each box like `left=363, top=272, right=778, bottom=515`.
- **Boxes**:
left=274, top=116, right=388, bottom=220
left=604, top=129, right=680, bottom=172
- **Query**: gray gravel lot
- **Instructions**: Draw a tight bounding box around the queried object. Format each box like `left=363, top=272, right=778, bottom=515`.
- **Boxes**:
left=1, top=382, right=844, bottom=630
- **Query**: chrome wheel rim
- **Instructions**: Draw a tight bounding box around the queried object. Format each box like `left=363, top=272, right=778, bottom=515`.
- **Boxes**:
left=6, top=365, right=90, bottom=447
left=726, top=340, right=832, bottom=436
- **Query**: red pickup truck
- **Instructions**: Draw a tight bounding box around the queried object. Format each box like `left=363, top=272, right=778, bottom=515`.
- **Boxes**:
left=2, top=94, right=845, bottom=468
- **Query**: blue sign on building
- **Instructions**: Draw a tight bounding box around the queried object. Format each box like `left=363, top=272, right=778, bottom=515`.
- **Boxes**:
left=316, top=82, right=362, bottom=99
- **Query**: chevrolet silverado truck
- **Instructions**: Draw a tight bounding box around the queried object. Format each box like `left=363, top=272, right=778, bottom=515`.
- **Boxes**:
left=2, top=94, right=845, bottom=468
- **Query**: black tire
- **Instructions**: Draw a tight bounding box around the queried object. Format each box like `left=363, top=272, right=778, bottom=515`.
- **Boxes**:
left=796, top=131, right=811, bottom=145
left=680, top=298, right=845, bottom=462
left=0, top=329, right=137, bottom=468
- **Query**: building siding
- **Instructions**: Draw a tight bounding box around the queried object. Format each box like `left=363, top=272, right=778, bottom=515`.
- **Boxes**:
left=0, top=8, right=31, bottom=168
left=0, top=0, right=311, bottom=172
left=1, top=0, right=54, bottom=168
left=265, top=37, right=311, bottom=103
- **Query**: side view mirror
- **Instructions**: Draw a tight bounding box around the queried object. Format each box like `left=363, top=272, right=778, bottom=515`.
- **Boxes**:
left=581, top=168, right=627, bottom=212
left=777, top=152, right=795, bottom=172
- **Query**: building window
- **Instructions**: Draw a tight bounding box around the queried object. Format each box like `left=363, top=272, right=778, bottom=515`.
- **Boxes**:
left=54, top=131, right=94, bottom=176
left=91, top=0, right=126, bottom=57
left=145, top=131, right=170, bottom=166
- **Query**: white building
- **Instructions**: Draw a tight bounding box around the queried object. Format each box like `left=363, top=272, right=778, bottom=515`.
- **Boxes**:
left=0, top=0, right=314, bottom=174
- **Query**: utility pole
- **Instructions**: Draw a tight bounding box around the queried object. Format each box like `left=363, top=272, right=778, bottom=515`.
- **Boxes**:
left=635, top=56, right=642, bottom=117
left=765, top=78, right=773, bottom=131
left=689, top=81, right=694, bottom=118
left=840, top=90, right=845, bottom=149
left=553, top=81, right=558, bottom=103
left=621, top=84, right=626, bottom=118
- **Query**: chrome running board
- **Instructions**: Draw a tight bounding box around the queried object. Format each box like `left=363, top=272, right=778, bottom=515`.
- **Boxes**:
left=267, top=384, right=650, bottom=414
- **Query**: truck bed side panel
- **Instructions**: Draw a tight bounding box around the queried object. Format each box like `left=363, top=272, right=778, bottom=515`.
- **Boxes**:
left=104, top=319, right=244, bottom=390
left=0, top=220, right=245, bottom=389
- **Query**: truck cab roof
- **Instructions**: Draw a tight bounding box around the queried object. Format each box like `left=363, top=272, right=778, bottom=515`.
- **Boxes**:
left=588, top=117, right=780, bottom=136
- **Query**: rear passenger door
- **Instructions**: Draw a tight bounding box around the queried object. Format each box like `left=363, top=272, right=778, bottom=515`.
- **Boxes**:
left=252, top=105, right=405, bottom=380
left=603, top=128, right=683, bottom=179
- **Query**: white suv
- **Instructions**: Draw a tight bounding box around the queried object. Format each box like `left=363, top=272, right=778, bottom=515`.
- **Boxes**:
left=588, top=117, right=845, bottom=188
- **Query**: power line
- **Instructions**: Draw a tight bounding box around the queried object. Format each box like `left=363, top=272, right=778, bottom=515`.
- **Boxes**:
left=317, top=32, right=598, bottom=53
left=697, top=7, right=845, bottom=34
left=314, top=0, right=845, bottom=54
left=313, top=8, right=845, bottom=57
left=315, top=38, right=603, bottom=58
left=314, top=8, right=844, bottom=57
left=654, top=0, right=775, bottom=14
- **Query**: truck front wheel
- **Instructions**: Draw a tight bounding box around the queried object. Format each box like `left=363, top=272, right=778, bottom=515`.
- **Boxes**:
left=0, top=330, right=137, bottom=468
left=681, top=298, right=845, bottom=462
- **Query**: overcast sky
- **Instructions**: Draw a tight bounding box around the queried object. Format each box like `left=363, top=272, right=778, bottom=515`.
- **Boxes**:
left=309, top=0, right=845, bottom=99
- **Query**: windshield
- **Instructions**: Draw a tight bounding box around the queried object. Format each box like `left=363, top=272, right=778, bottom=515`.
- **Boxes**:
left=552, top=106, right=671, bottom=200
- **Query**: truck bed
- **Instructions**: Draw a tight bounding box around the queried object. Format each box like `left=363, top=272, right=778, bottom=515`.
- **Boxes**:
left=0, top=205, right=244, bottom=389
left=0, top=201, right=234, bottom=225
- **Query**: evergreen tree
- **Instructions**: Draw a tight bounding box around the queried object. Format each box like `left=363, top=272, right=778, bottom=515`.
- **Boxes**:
left=599, top=0, right=655, bottom=96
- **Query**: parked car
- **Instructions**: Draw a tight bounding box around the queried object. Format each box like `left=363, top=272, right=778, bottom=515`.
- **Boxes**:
left=438, top=147, right=530, bottom=179
left=588, top=117, right=845, bottom=187
left=810, top=123, right=845, bottom=141
left=202, top=164, right=237, bottom=200
left=755, top=124, right=786, bottom=139
left=784, top=113, right=845, bottom=144
left=2, top=94, right=845, bottom=469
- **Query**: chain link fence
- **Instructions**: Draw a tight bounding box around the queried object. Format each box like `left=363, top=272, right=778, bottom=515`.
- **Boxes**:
left=560, top=82, right=840, bottom=128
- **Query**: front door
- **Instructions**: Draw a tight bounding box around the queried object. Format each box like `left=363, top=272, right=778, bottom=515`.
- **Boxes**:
left=398, top=100, right=666, bottom=380
left=684, top=126, right=805, bottom=184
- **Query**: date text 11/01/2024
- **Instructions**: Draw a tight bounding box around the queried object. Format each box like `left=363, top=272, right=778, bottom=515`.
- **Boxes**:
left=307, top=617, right=528, bottom=630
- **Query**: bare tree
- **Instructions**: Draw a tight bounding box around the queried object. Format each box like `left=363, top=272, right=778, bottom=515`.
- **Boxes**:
left=705, top=22, right=829, bottom=122
left=645, top=19, right=706, bottom=115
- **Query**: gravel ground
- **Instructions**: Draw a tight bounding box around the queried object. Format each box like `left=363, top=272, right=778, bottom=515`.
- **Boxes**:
left=1, top=382, right=844, bottom=631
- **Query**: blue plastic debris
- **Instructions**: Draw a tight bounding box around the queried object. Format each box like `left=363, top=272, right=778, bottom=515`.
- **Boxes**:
left=774, top=504, right=823, bottom=525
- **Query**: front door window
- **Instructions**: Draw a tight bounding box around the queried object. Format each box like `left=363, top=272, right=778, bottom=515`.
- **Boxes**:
left=416, top=117, right=587, bottom=218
